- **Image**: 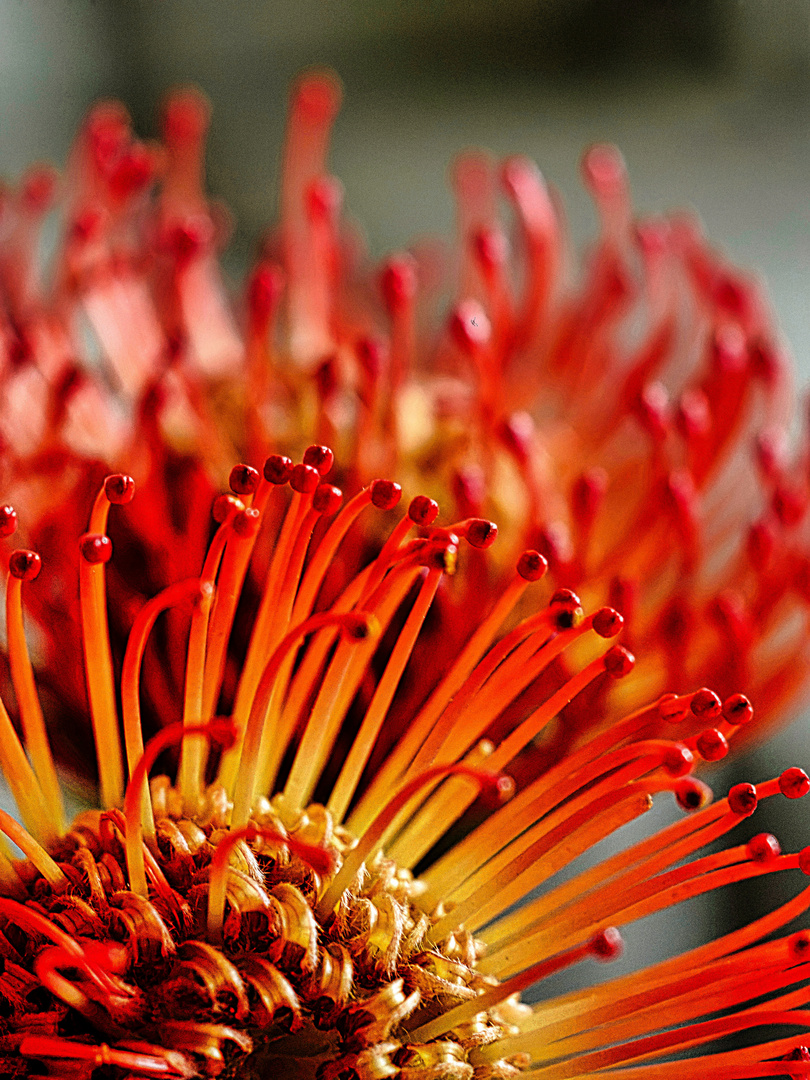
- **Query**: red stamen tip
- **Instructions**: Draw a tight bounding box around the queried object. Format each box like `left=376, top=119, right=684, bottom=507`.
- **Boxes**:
left=409, top=495, right=440, bottom=527
left=291, top=463, right=320, bottom=494
left=248, top=263, right=284, bottom=326
left=722, top=693, right=753, bottom=726
left=229, top=464, right=260, bottom=496
left=163, top=86, right=211, bottom=146
left=799, top=847, right=810, bottom=876
left=233, top=507, right=261, bottom=538
left=474, top=226, right=509, bottom=271
left=790, top=932, right=810, bottom=960
left=589, top=926, right=623, bottom=962
left=342, top=613, right=380, bottom=642
left=675, top=777, right=712, bottom=812
left=370, top=479, right=402, bottom=511
left=465, top=519, right=498, bottom=549
left=663, top=743, right=694, bottom=777
left=517, top=550, right=547, bottom=581
left=592, top=607, right=624, bottom=639
left=303, top=445, right=334, bottom=476
left=381, top=254, right=418, bottom=312
left=212, top=494, right=244, bottom=523
left=604, top=645, right=635, bottom=678
left=478, top=772, right=515, bottom=809
left=779, top=767, right=810, bottom=800
left=450, top=300, right=491, bottom=352
left=728, top=782, right=758, bottom=817
left=746, top=832, right=781, bottom=863
left=658, top=693, right=688, bottom=722
left=695, top=727, right=728, bottom=762
left=104, top=474, right=135, bottom=505
left=79, top=534, right=112, bottom=565
left=0, top=506, right=17, bottom=538
left=690, top=688, right=722, bottom=720
left=313, top=484, right=343, bottom=517
left=8, top=550, right=41, bottom=581
left=263, top=455, right=294, bottom=486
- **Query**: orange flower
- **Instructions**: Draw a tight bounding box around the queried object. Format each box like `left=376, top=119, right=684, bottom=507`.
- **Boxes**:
left=0, top=73, right=810, bottom=1078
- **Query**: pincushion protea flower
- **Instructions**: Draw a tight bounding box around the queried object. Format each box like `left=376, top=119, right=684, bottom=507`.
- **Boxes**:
left=2, top=456, right=810, bottom=1079
left=1, top=72, right=809, bottom=760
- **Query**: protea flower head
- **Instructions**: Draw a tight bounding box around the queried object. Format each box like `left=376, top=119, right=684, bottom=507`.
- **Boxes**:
left=1, top=73, right=810, bottom=1078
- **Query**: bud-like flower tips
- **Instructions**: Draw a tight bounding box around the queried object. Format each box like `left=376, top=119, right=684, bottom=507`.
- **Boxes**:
left=728, top=782, right=758, bottom=816
left=79, top=534, right=113, bottom=564
left=517, top=550, right=547, bottom=581
left=450, top=299, right=491, bottom=352
left=409, top=496, right=439, bottom=526
left=589, top=927, right=623, bottom=961
left=663, top=743, right=694, bottom=777
left=800, top=848, right=810, bottom=876
left=248, top=263, right=284, bottom=326
left=303, top=445, right=334, bottom=476
left=370, top=480, right=402, bottom=511
left=790, top=932, right=810, bottom=960
left=229, top=464, right=260, bottom=496
left=658, top=693, right=688, bottom=722
left=104, top=474, right=135, bottom=505
left=696, top=728, right=728, bottom=762
left=313, top=484, right=343, bottom=516
left=0, top=506, right=17, bottom=538
left=264, top=455, right=294, bottom=485
left=779, top=767, right=810, bottom=800
left=690, top=688, right=722, bottom=720
left=722, top=693, right=753, bottom=726
left=604, top=645, right=635, bottom=678
left=746, top=833, right=781, bottom=863
left=233, top=508, right=261, bottom=538
left=291, top=464, right=320, bottom=494
left=592, top=608, right=624, bottom=639
left=8, top=550, right=41, bottom=581
left=675, top=777, right=712, bottom=812
left=380, top=254, right=418, bottom=311
left=465, top=520, right=498, bottom=549
left=212, top=494, right=244, bottom=523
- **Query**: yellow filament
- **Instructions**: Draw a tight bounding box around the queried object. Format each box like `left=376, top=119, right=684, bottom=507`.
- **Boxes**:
left=327, top=564, right=443, bottom=822
left=0, top=686, right=50, bottom=842
left=5, top=575, right=64, bottom=836
left=0, top=807, right=67, bottom=890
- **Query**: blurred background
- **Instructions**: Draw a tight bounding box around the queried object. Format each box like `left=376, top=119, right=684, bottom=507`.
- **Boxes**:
left=2, top=0, right=810, bottom=980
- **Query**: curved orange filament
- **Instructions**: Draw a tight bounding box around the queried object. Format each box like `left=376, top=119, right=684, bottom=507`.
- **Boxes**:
left=121, top=578, right=202, bottom=843
left=124, top=721, right=235, bottom=898
left=19, top=1038, right=184, bottom=1076
left=231, top=610, right=378, bottom=830
left=316, top=764, right=509, bottom=921
left=5, top=572, right=64, bottom=836
left=206, top=823, right=333, bottom=944
left=327, top=564, right=444, bottom=822
left=347, top=575, right=551, bottom=833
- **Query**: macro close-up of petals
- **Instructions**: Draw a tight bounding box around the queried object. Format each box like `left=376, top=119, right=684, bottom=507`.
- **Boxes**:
left=1, top=2, right=810, bottom=1078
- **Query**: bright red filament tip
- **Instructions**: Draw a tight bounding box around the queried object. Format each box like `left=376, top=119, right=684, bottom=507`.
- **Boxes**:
left=589, top=926, right=623, bottom=961
left=663, top=744, right=694, bottom=777
left=370, top=479, right=402, bottom=511
left=799, top=847, right=810, bottom=876
left=746, top=832, right=781, bottom=863
left=728, top=782, right=758, bottom=816
left=465, top=519, right=498, bottom=549
left=690, top=688, right=722, bottom=719
left=312, top=484, right=343, bottom=516
left=303, top=444, right=334, bottom=476
left=79, top=534, right=112, bottom=565
left=381, top=254, right=418, bottom=311
left=675, top=777, right=712, bottom=811
left=103, top=474, right=135, bottom=506
left=264, top=455, right=294, bottom=485
left=8, top=550, right=41, bottom=582
left=780, top=767, right=810, bottom=800
left=722, top=693, right=754, bottom=725
left=695, top=728, right=728, bottom=761
left=790, top=931, right=810, bottom=960
left=211, top=493, right=244, bottom=523
left=517, top=550, right=547, bottom=581
left=233, top=508, right=261, bottom=538
left=291, top=463, right=320, bottom=494
left=450, top=299, right=491, bottom=352
left=592, top=607, right=624, bottom=639
left=229, top=464, right=260, bottom=496
left=0, top=506, right=17, bottom=538
left=409, top=495, right=440, bottom=526
left=604, top=645, right=635, bottom=678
